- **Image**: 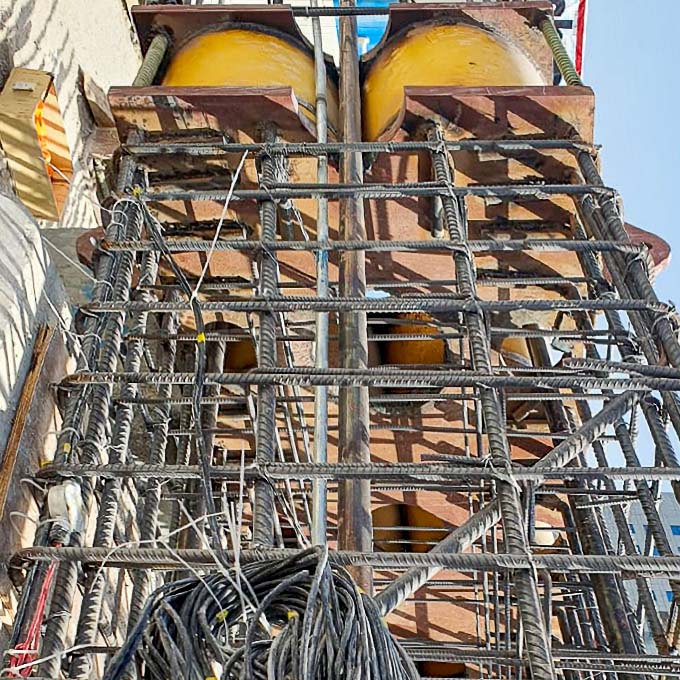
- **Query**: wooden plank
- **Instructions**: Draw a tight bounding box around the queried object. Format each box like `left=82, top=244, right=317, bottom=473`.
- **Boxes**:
left=0, top=325, right=55, bottom=521
left=0, top=68, right=71, bottom=221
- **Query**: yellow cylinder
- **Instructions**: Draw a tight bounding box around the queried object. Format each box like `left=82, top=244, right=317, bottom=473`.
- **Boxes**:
left=362, top=22, right=545, bottom=141
left=162, top=27, right=339, bottom=133
left=383, top=313, right=445, bottom=367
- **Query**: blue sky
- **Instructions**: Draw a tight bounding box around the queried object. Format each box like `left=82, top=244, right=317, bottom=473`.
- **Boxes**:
left=586, top=2, right=680, bottom=470
left=586, top=1, right=680, bottom=302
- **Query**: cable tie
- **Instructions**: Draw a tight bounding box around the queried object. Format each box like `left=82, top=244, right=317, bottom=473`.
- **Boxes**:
left=286, top=610, right=299, bottom=620
left=131, top=186, right=143, bottom=198
left=215, top=609, right=229, bottom=623
left=196, top=332, right=206, bottom=344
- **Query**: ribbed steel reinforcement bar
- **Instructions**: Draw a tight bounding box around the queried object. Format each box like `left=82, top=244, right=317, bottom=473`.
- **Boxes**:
left=83, top=296, right=675, bottom=315
left=578, top=151, right=680, bottom=371
left=59, top=368, right=680, bottom=392
left=38, top=198, right=143, bottom=679
left=253, top=125, right=280, bottom=547
left=68, top=248, right=160, bottom=679
left=100, top=238, right=648, bottom=255
left=35, top=463, right=680, bottom=483
left=15, top=547, right=680, bottom=574
left=142, top=181, right=613, bottom=202
left=125, top=138, right=592, bottom=157
left=428, top=124, right=556, bottom=679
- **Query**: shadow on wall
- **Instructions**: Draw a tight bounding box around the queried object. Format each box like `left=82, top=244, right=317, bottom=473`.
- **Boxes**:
left=0, top=0, right=140, bottom=230
left=0, top=194, right=69, bottom=448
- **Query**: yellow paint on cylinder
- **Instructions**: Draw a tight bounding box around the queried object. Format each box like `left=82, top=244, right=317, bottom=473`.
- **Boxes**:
left=417, top=662, right=467, bottom=678
left=500, top=336, right=533, bottom=367
left=404, top=505, right=448, bottom=554
left=162, top=28, right=339, bottom=132
left=225, top=339, right=257, bottom=372
left=362, top=22, right=544, bottom=141
left=373, top=504, right=404, bottom=552
left=373, top=504, right=448, bottom=553
left=383, top=313, right=445, bottom=367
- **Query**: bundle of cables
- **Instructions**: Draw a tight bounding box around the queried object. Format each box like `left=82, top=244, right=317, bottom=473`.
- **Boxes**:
left=104, top=548, right=419, bottom=680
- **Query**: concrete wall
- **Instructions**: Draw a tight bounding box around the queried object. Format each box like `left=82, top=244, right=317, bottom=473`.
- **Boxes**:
left=0, top=193, right=71, bottom=646
left=0, top=0, right=141, bottom=231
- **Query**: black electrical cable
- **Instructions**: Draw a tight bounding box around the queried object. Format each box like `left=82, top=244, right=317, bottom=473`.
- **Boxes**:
left=103, top=548, right=420, bottom=680
left=138, top=200, right=227, bottom=557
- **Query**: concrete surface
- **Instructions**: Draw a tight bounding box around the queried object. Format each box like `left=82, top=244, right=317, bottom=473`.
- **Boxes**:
left=0, top=0, right=141, bottom=231
left=0, top=193, right=72, bottom=646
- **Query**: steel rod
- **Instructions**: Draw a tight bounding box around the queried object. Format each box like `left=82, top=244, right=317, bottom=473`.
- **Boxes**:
left=310, top=0, right=329, bottom=548
left=101, top=238, right=647, bottom=255
left=60, top=368, right=680, bottom=392
left=83, top=296, right=674, bottom=315
left=36, top=463, right=680, bottom=483
left=428, top=124, right=555, bottom=679
left=336, top=0, right=372, bottom=593
left=253, top=125, right=279, bottom=547
left=142, top=181, right=613, bottom=202
left=125, top=138, right=592, bottom=157
left=16, top=548, right=680, bottom=574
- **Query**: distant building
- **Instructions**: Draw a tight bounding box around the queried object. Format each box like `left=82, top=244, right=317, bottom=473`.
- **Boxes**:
left=626, top=492, right=680, bottom=617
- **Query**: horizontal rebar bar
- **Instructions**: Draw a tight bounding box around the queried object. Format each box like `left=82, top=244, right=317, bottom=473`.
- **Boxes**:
left=100, top=238, right=646, bottom=256
left=83, top=296, right=673, bottom=315
left=142, top=182, right=614, bottom=203
left=125, top=138, right=593, bottom=158
left=59, top=368, right=680, bottom=392
left=35, top=463, right=680, bottom=483
left=14, top=547, right=680, bottom=574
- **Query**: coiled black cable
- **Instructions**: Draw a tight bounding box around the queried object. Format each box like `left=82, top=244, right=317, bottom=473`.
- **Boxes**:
left=104, top=548, right=419, bottom=680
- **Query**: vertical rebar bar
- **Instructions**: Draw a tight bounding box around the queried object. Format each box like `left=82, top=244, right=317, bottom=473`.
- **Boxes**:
left=40, top=199, right=143, bottom=678
left=428, top=124, right=556, bottom=680
left=253, top=125, right=280, bottom=547
left=132, top=33, right=169, bottom=88
left=69, top=250, right=160, bottom=679
left=539, top=17, right=583, bottom=86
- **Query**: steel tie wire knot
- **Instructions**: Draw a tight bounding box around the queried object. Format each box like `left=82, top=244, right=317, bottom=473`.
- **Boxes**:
left=651, top=300, right=680, bottom=334
left=623, top=250, right=652, bottom=283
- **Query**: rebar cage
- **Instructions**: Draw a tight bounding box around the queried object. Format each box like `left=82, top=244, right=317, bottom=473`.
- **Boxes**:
left=5, top=3, right=680, bottom=680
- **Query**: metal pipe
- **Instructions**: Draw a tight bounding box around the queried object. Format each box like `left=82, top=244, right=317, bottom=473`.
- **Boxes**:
left=336, top=0, right=372, bottom=594
left=310, top=0, right=329, bottom=547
